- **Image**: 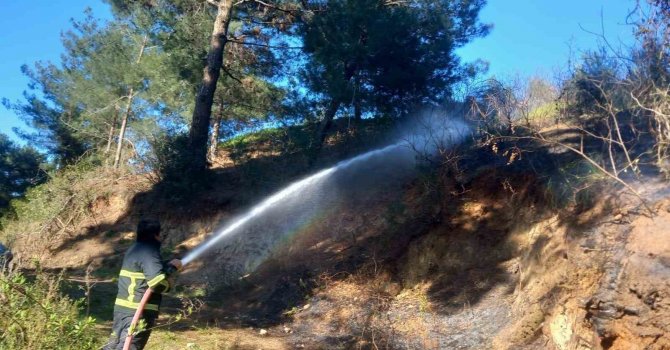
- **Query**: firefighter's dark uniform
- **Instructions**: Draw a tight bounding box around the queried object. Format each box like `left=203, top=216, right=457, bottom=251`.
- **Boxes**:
left=103, top=241, right=172, bottom=350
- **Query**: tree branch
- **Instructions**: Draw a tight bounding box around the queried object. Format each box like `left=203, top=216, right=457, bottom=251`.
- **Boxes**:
left=501, top=132, right=653, bottom=215
left=221, top=65, right=243, bottom=84
left=251, top=0, right=300, bottom=14
left=227, top=39, right=302, bottom=49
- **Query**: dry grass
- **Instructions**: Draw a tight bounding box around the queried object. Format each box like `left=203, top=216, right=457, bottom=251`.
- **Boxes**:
left=147, top=327, right=288, bottom=350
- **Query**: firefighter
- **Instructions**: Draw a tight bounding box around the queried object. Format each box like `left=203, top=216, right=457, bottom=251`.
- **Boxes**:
left=103, top=219, right=182, bottom=350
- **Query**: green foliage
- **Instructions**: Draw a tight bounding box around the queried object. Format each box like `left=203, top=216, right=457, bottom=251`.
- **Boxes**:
left=219, top=117, right=396, bottom=167
left=213, top=75, right=286, bottom=130
left=6, top=57, right=88, bottom=166
left=0, top=269, right=99, bottom=349
left=220, top=126, right=311, bottom=162
left=9, top=9, right=192, bottom=168
left=545, top=159, right=604, bottom=209
left=300, top=0, right=490, bottom=117
left=527, top=101, right=560, bottom=124
left=0, top=134, right=46, bottom=214
left=106, top=0, right=292, bottom=167
left=629, top=1, right=670, bottom=171
left=0, top=157, right=110, bottom=246
left=150, top=133, right=193, bottom=183
left=10, top=0, right=491, bottom=172
left=561, top=48, right=627, bottom=124
left=148, top=133, right=213, bottom=201
left=554, top=37, right=668, bottom=174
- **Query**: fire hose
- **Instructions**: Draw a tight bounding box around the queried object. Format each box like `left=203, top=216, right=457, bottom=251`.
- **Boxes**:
left=122, top=264, right=178, bottom=350
left=122, top=288, right=153, bottom=350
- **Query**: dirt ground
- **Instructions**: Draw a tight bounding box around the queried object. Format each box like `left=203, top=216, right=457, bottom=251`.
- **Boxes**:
left=276, top=185, right=670, bottom=350
left=9, top=146, right=670, bottom=349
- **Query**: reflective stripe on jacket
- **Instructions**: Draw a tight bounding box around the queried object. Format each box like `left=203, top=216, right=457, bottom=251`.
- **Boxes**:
left=113, top=241, right=170, bottom=314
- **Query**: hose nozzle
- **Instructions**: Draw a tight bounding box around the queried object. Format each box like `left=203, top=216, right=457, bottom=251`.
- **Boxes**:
left=165, top=263, right=179, bottom=276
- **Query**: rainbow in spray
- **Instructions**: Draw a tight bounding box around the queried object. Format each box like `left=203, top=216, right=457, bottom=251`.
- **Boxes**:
left=181, top=118, right=470, bottom=272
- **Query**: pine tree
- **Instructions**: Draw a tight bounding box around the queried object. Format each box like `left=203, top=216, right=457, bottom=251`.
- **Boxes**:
left=107, top=0, right=299, bottom=173
left=300, top=0, right=490, bottom=148
left=0, top=134, right=45, bottom=211
left=10, top=10, right=190, bottom=168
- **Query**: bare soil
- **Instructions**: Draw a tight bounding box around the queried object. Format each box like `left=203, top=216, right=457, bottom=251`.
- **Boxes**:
left=9, top=137, right=670, bottom=349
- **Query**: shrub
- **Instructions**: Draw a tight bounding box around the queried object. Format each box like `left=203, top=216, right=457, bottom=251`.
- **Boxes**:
left=147, top=133, right=214, bottom=202
left=149, top=133, right=192, bottom=183
left=0, top=156, right=113, bottom=251
left=0, top=268, right=99, bottom=349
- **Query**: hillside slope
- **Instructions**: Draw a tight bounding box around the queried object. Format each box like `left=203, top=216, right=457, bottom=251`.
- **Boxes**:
left=3, top=122, right=669, bottom=349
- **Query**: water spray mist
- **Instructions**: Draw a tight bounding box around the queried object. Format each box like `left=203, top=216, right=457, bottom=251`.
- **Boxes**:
left=180, top=118, right=470, bottom=268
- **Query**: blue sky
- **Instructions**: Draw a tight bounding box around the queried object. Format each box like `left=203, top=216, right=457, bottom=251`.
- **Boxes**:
left=0, top=0, right=111, bottom=144
left=457, top=0, right=637, bottom=79
left=0, top=0, right=638, bottom=144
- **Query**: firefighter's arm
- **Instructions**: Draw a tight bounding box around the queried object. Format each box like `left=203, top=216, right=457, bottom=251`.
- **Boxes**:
left=165, top=259, right=182, bottom=291
left=143, top=249, right=173, bottom=293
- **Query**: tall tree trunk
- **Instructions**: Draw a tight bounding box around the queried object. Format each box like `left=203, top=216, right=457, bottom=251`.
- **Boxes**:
left=188, top=0, right=234, bottom=173
left=105, top=106, right=118, bottom=154
left=208, top=97, right=225, bottom=161
left=113, top=88, right=134, bottom=169
left=317, top=99, right=342, bottom=146
left=315, top=65, right=357, bottom=149
left=353, top=77, right=362, bottom=123
left=113, top=35, right=148, bottom=169
left=309, top=98, right=342, bottom=166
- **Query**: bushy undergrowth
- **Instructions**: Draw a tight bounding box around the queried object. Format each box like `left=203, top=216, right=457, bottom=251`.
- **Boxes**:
left=220, top=124, right=314, bottom=164
left=149, top=133, right=193, bottom=183
left=0, top=268, right=99, bottom=349
left=220, top=118, right=396, bottom=165
left=145, top=133, right=216, bottom=204
left=465, top=0, right=668, bottom=186
left=0, top=157, right=115, bottom=251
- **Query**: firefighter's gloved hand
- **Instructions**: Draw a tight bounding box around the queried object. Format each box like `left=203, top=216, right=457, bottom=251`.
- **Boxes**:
left=169, top=259, right=183, bottom=271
